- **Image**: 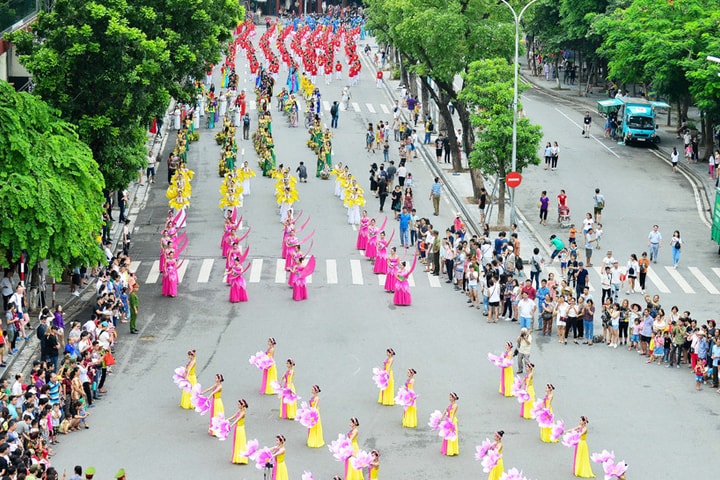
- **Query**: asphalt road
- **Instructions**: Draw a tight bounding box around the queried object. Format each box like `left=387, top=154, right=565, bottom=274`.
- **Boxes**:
left=49, top=34, right=719, bottom=480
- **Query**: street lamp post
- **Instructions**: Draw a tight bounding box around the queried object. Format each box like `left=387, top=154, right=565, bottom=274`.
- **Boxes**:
left=499, top=0, right=539, bottom=226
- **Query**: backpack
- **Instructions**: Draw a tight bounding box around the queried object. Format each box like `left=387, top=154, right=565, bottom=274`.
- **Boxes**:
left=366, top=132, right=373, bottom=143
left=516, top=256, right=524, bottom=270
left=532, top=257, right=542, bottom=272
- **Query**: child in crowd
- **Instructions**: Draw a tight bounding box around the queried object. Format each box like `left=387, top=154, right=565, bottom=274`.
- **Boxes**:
left=662, top=331, right=672, bottom=364
left=568, top=224, right=577, bottom=247
left=559, top=248, right=569, bottom=276
left=647, top=330, right=664, bottom=364
left=694, top=360, right=706, bottom=391
left=595, top=223, right=603, bottom=249
left=629, top=318, right=642, bottom=352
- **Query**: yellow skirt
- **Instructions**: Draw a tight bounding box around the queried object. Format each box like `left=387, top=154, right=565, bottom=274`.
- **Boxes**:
left=402, top=405, right=417, bottom=428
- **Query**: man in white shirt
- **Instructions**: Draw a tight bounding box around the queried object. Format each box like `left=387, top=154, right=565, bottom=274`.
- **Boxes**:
left=648, top=224, right=662, bottom=263
left=517, top=291, right=537, bottom=331
left=516, top=328, right=533, bottom=374
left=1, top=271, right=14, bottom=310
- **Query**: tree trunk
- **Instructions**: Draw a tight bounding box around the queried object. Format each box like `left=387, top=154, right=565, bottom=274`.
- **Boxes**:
left=577, top=50, right=582, bottom=97
left=554, top=56, right=561, bottom=90
left=455, top=100, right=485, bottom=197
left=400, top=55, right=410, bottom=90
left=407, top=71, right=418, bottom=98
left=420, top=79, right=431, bottom=120
left=438, top=90, right=451, bottom=135
left=702, top=115, right=714, bottom=159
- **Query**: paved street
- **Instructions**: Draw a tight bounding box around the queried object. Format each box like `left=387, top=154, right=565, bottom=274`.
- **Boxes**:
left=49, top=31, right=719, bottom=480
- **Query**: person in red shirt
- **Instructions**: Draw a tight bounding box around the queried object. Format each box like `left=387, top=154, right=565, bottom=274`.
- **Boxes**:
left=521, top=279, right=536, bottom=300
left=376, top=69, right=384, bottom=88
left=335, top=61, right=343, bottom=80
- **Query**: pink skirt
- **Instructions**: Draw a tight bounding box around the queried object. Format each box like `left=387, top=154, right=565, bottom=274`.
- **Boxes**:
left=393, top=280, right=411, bottom=306
left=373, top=254, right=388, bottom=274
left=365, top=238, right=378, bottom=259
left=356, top=229, right=368, bottom=250
left=229, top=276, right=248, bottom=302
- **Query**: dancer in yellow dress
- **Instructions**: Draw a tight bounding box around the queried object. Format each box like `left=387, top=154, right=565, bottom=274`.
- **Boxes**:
left=307, top=385, right=325, bottom=448
left=440, top=392, right=459, bottom=456
left=499, top=341, right=514, bottom=397
left=368, top=450, right=380, bottom=479
left=279, top=359, right=297, bottom=420
left=203, top=374, right=225, bottom=436
left=345, top=418, right=363, bottom=480
left=487, top=431, right=505, bottom=480
left=377, top=348, right=395, bottom=406
left=261, top=337, right=277, bottom=395
left=401, top=368, right=417, bottom=428
left=540, top=384, right=558, bottom=443
left=270, top=434, right=289, bottom=480
left=520, top=362, right=536, bottom=419
left=228, top=399, right=249, bottom=464
left=570, top=416, right=595, bottom=478
left=180, top=349, right=197, bottom=409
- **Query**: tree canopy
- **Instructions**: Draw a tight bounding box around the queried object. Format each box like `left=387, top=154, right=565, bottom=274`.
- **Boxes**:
left=459, top=58, right=543, bottom=225
left=0, top=80, right=105, bottom=276
left=8, top=0, right=243, bottom=190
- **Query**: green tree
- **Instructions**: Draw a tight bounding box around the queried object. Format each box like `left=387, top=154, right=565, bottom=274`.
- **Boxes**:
left=459, top=58, right=543, bottom=226
left=365, top=0, right=515, bottom=195
left=8, top=0, right=173, bottom=191
left=129, top=0, right=243, bottom=104
left=0, top=80, right=105, bottom=277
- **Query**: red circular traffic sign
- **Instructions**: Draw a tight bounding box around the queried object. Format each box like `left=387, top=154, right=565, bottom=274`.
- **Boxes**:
left=506, top=172, right=523, bottom=188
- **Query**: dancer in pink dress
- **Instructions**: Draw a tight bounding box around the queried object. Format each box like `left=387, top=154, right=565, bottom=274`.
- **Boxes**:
left=356, top=211, right=370, bottom=250
left=373, top=231, right=393, bottom=274
left=384, top=247, right=399, bottom=292
left=227, top=248, right=250, bottom=303
left=291, top=256, right=315, bottom=301
left=364, top=220, right=379, bottom=260
left=393, top=254, right=417, bottom=306
left=162, top=253, right=180, bottom=297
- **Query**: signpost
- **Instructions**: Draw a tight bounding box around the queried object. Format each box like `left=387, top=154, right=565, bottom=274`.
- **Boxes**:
left=506, top=171, right=523, bottom=189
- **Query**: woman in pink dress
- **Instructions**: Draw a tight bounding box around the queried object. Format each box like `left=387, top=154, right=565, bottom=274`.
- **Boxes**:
left=373, top=232, right=390, bottom=274
left=228, top=258, right=249, bottom=302
left=384, top=247, right=399, bottom=292
left=284, top=237, right=299, bottom=271
left=393, top=255, right=417, bottom=306
left=364, top=219, right=379, bottom=259
left=281, top=210, right=296, bottom=258
left=356, top=211, right=370, bottom=250
left=221, top=213, right=234, bottom=257
left=162, top=254, right=179, bottom=297
left=291, top=256, right=315, bottom=301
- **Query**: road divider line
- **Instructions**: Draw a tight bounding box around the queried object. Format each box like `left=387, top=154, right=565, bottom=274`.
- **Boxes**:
left=554, top=107, right=620, bottom=158
left=646, top=267, right=670, bottom=293
left=177, top=260, right=189, bottom=283
left=664, top=266, right=694, bottom=293
left=275, top=259, right=286, bottom=284
left=197, top=259, right=214, bottom=283
left=249, top=259, right=263, bottom=283
left=350, top=259, right=363, bottom=285
left=326, top=259, right=338, bottom=284
left=688, top=267, right=718, bottom=294
left=366, top=103, right=376, bottom=113
left=380, top=104, right=390, bottom=114
left=130, top=260, right=141, bottom=272
left=146, top=261, right=160, bottom=284
left=323, top=101, right=331, bottom=111
left=352, top=102, right=361, bottom=112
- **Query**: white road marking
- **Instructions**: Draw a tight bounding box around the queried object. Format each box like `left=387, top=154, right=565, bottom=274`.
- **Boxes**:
left=249, top=259, right=263, bottom=283
left=688, top=267, right=719, bottom=294
left=146, top=261, right=160, bottom=284
left=713, top=267, right=720, bottom=283
left=378, top=274, right=386, bottom=286
left=323, top=101, right=331, bottom=111
left=554, top=107, right=620, bottom=158
left=408, top=274, right=415, bottom=287
left=352, top=102, right=361, bottom=112
left=275, top=259, right=286, bottom=283
left=366, top=103, right=376, bottom=113
left=249, top=102, right=256, bottom=110
left=380, top=104, right=390, bottom=114
left=130, top=260, right=141, bottom=272
left=326, top=259, right=338, bottom=284
left=646, top=267, right=670, bottom=294
left=197, top=259, right=214, bottom=283
left=177, top=261, right=188, bottom=283
left=350, top=259, right=363, bottom=285
left=352, top=224, right=358, bottom=231
left=427, top=273, right=441, bottom=288
left=664, top=266, right=694, bottom=293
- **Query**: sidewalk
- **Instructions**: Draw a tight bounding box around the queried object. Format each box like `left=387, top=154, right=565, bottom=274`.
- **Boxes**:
left=0, top=108, right=173, bottom=380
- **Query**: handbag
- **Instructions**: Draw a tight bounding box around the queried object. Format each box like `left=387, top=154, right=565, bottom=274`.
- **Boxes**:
left=103, top=351, right=116, bottom=367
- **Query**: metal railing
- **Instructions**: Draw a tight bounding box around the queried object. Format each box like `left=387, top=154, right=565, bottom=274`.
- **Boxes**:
left=0, top=0, right=40, bottom=35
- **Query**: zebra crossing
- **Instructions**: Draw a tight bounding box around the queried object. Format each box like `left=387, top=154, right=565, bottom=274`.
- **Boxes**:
left=130, top=257, right=443, bottom=289
left=541, top=263, right=720, bottom=296
left=129, top=257, right=720, bottom=295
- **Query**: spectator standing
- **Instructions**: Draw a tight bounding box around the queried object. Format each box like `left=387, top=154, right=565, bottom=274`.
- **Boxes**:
left=129, top=283, right=139, bottom=334
left=429, top=177, right=443, bottom=216
left=330, top=101, right=339, bottom=129
left=516, top=328, right=532, bottom=373
left=592, top=188, right=605, bottom=223
left=146, top=151, right=156, bottom=184
left=517, top=292, right=536, bottom=331
left=538, top=191, right=549, bottom=226
left=582, top=111, right=592, bottom=137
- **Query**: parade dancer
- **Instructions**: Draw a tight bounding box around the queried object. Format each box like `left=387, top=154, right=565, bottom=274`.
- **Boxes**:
left=384, top=248, right=400, bottom=292
left=291, top=256, right=315, bottom=301
left=180, top=350, right=197, bottom=409
left=439, top=393, right=459, bottom=456
left=307, top=385, right=325, bottom=448
left=364, top=218, right=385, bottom=260
left=499, top=342, right=515, bottom=397
left=540, top=384, right=558, bottom=443
left=270, top=435, right=290, bottom=480
left=279, top=359, right=297, bottom=420
left=161, top=251, right=180, bottom=298
left=260, top=338, right=277, bottom=395
left=228, top=399, right=249, bottom=464
left=356, top=211, right=370, bottom=250
left=487, top=431, right=505, bottom=480
left=520, top=363, right=536, bottom=419
left=227, top=251, right=250, bottom=303
left=377, top=348, right=395, bottom=406
left=393, top=254, right=418, bottom=306
left=569, top=416, right=595, bottom=478
left=345, top=418, right=363, bottom=480
left=203, top=374, right=225, bottom=437
left=401, top=368, right=417, bottom=428
left=373, top=231, right=393, bottom=274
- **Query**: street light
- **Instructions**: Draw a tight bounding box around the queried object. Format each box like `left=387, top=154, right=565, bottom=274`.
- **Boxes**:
left=499, top=0, right=540, bottom=226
